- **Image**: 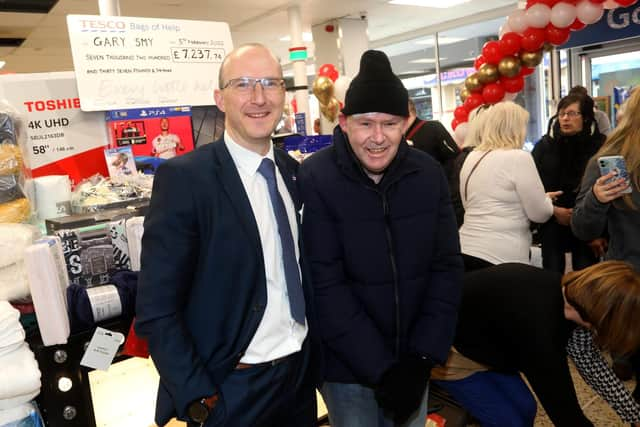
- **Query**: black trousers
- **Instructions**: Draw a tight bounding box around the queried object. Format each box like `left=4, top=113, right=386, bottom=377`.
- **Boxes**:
left=540, top=221, right=597, bottom=273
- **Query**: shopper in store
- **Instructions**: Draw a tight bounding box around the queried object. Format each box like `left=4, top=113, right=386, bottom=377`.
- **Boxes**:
left=572, top=87, right=640, bottom=398
left=299, top=50, right=463, bottom=427
left=532, top=93, right=606, bottom=273
left=434, top=261, right=640, bottom=426
left=405, top=99, right=459, bottom=165
left=568, top=85, right=612, bottom=136
left=458, top=101, right=559, bottom=270
left=136, top=43, right=318, bottom=427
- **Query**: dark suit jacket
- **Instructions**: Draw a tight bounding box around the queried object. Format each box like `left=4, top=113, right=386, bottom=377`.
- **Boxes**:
left=135, top=138, right=319, bottom=426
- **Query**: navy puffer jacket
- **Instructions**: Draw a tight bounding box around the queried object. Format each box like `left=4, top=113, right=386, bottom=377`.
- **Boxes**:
left=299, top=125, right=463, bottom=385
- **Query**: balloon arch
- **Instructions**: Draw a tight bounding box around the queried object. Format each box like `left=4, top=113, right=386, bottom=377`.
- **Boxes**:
left=308, top=0, right=637, bottom=132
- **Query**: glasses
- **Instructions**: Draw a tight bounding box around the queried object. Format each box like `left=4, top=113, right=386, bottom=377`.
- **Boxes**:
left=558, top=111, right=581, bottom=118
left=222, top=77, right=285, bottom=92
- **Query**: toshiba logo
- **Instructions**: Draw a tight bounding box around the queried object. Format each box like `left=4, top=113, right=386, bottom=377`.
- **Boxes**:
left=23, top=99, right=81, bottom=112
left=79, top=19, right=125, bottom=31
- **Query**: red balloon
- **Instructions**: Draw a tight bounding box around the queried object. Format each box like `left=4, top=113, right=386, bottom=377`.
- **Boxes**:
left=464, top=93, right=485, bottom=111
left=546, top=24, right=571, bottom=45
left=482, top=41, right=503, bottom=65
left=535, top=0, right=560, bottom=6
left=318, top=63, right=339, bottom=82
left=589, top=0, right=606, bottom=2
left=474, top=55, right=487, bottom=70
left=501, top=75, right=525, bottom=93
left=482, top=83, right=506, bottom=104
left=451, top=118, right=460, bottom=131
left=615, top=0, right=637, bottom=5
left=569, top=18, right=586, bottom=31
left=521, top=27, right=546, bottom=51
left=454, top=105, right=470, bottom=121
left=499, top=32, right=523, bottom=56
left=520, top=66, right=535, bottom=77
left=291, top=98, right=298, bottom=114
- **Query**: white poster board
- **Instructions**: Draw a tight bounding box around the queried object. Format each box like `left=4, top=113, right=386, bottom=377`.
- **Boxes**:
left=67, top=15, right=233, bottom=111
left=0, top=72, right=108, bottom=180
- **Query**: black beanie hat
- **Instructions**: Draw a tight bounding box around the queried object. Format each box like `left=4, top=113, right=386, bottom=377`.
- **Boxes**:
left=342, top=50, right=409, bottom=117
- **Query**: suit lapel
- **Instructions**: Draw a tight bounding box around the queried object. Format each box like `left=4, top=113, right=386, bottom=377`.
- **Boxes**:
left=274, top=149, right=300, bottom=210
left=212, top=140, right=262, bottom=250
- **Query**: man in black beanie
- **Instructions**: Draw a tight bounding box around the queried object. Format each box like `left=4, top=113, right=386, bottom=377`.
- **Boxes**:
left=299, top=50, right=463, bottom=426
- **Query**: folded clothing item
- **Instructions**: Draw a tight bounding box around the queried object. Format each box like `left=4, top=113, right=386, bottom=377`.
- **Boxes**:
left=0, top=224, right=40, bottom=269
left=67, top=270, right=137, bottom=333
left=24, top=237, right=70, bottom=346
left=0, top=343, right=40, bottom=400
left=0, top=144, right=23, bottom=177
left=0, top=263, right=30, bottom=303
left=0, top=198, right=30, bottom=224
left=0, top=302, right=25, bottom=357
left=0, top=402, right=41, bottom=426
left=0, top=391, right=39, bottom=412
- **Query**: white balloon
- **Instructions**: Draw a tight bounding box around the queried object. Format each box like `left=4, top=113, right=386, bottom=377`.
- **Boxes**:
left=454, top=122, right=469, bottom=148
left=551, top=2, right=577, bottom=28
left=525, top=4, right=552, bottom=28
left=603, top=0, right=619, bottom=9
left=333, top=75, right=352, bottom=104
left=576, top=0, right=605, bottom=24
left=508, top=9, right=529, bottom=34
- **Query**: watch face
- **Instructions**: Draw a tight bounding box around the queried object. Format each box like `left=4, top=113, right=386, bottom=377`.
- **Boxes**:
left=188, top=401, right=209, bottom=423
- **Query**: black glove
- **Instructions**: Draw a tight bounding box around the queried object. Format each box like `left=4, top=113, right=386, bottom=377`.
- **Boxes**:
left=375, top=355, right=433, bottom=424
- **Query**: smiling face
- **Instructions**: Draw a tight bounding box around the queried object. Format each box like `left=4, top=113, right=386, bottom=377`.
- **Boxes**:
left=339, top=112, right=407, bottom=175
left=214, top=46, right=284, bottom=155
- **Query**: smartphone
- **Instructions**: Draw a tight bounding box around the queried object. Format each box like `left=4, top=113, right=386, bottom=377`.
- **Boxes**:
left=598, top=155, right=633, bottom=194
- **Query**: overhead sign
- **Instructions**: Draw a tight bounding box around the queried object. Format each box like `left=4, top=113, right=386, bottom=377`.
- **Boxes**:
left=66, top=15, right=233, bottom=111
left=0, top=72, right=109, bottom=183
left=561, top=5, right=640, bottom=49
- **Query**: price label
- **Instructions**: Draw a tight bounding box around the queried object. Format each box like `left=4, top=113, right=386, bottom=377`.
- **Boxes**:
left=170, top=47, right=224, bottom=63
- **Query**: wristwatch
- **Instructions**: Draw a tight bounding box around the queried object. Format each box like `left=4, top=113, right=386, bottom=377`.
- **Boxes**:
left=187, top=394, right=219, bottom=424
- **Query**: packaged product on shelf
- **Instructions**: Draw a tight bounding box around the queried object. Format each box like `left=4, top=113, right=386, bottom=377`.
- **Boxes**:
left=24, top=237, right=70, bottom=346
left=0, top=224, right=41, bottom=302
left=0, top=103, right=33, bottom=224
left=32, top=175, right=72, bottom=221
left=125, top=216, right=144, bottom=272
left=70, top=174, right=152, bottom=214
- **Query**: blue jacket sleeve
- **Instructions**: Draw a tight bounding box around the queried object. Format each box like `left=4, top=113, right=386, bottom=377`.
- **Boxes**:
left=135, top=161, right=216, bottom=420
left=299, top=165, right=395, bottom=385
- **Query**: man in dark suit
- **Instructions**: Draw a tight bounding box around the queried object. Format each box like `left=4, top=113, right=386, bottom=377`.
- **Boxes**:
left=136, top=43, right=317, bottom=427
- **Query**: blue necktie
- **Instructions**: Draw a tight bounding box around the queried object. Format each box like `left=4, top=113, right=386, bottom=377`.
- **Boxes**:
left=257, top=158, right=306, bottom=324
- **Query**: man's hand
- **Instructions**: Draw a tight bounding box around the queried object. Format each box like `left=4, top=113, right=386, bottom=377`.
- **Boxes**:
left=375, top=356, right=432, bottom=424
left=553, top=206, right=573, bottom=226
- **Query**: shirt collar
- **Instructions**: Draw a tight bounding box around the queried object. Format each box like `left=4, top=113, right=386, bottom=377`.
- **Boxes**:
left=224, top=131, right=275, bottom=176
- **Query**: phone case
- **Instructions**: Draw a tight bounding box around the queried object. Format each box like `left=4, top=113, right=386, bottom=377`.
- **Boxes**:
left=598, top=155, right=633, bottom=194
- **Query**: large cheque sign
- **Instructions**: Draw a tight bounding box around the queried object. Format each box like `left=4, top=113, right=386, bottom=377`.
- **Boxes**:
left=67, top=15, right=233, bottom=111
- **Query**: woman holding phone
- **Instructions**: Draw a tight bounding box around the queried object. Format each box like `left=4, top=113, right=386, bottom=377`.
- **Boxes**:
left=572, top=87, right=640, bottom=398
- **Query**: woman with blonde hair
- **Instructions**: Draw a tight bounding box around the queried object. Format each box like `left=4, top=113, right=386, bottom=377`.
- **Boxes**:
left=433, top=261, right=640, bottom=426
left=572, top=87, right=640, bottom=395
left=458, top=101, right=560, bottom=270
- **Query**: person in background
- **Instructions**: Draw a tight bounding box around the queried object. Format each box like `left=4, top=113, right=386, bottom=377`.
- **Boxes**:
left=458, top=101, right=559, bottom=271
left=299, top=50, right=463, bottom=427
left=532, top=93, right=606, bottom=273
left=434, top=261, right=640, bottom=427
left=151, top=117, right=184, bottom=159
left=572, top=87, right=640, bottom=396
left=569, top=85, right=612, bottom=136
left=136, top=44, right=318, bottom=427
left=405, top=99, right=459, bottom=165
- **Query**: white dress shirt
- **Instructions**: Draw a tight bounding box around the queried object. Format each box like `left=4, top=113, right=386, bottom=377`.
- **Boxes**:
left=224, top=133, right=307, bottom=363
left=459, top=149, right=553, bottom=265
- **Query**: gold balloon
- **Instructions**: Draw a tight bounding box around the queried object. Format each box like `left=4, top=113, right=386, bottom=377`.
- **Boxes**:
left=321, top=97, right=340, bottom=122
left=498, top=56, right=522, bottom=79
left=543, top=42, right=554, bottom=53
left=464, top=73, right=483, bottom=93
left=460, top=88, right=470, bottom=103
left=312, top=76, right=335, bottom=106
left=478, top=63, right=499, bottom=84
left=520, top=50, right=543, bottom=68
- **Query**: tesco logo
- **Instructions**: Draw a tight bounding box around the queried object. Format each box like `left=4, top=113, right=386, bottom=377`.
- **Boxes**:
left=79, top=19, right=125, bottom=31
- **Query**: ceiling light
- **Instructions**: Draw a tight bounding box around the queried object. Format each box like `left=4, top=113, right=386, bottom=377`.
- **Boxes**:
left=409, top=58, right=447, bottom=64
left=279, top=32, right=313, bottom=42
left=389, top=0, right=471, bottom=7
left=415, top=36, right=464, bottom=46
